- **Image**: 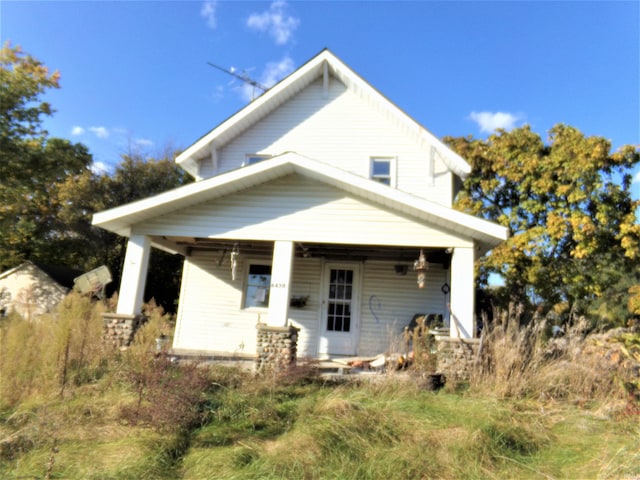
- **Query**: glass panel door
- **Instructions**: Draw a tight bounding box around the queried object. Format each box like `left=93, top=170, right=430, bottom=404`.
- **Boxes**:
left=327, top=268, right=353, bottom=332
left=318, top=264, right=360, bottom=356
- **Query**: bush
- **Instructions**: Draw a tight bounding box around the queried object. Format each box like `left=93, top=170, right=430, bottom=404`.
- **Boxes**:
left=120, top=356, right=215, bottom=433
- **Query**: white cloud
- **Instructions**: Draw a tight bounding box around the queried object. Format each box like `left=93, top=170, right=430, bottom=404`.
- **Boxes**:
left=247, top=1, right=299, bottom=45
left=90, top=161, right=111, bottom=175
left=262, top=57, right=294, bottom=87
left=201, top=0, right=218, bottom=29
left=469, top=111, right=520, bottom=134
left=135, top=138, right=154, bottom=148
left=239, top=56, right=295, bottom=102
left=633, top=169, right=640, bottom=184
left=89, top=126, right=110, bottom=139
left=71, top=125, right=111, bottom=138
left=211, top=84, right=225, bottom=102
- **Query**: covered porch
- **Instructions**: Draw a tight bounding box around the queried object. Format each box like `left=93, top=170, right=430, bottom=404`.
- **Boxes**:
left=114, top=234, right=478, bottom=361
left=94, top=155, right=507, bottom=365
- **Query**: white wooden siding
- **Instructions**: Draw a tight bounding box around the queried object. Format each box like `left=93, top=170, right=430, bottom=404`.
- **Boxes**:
left=173, top=251, right=450, bottom=358
left=173, top=251, right=261, bottom=354
left=357, top=260, right=449, bottom=357
left=137, top=175, right=470, bottom=248
left=288, top=258, right=323, bottom=356
left=199, top=77, right=454, bottom=206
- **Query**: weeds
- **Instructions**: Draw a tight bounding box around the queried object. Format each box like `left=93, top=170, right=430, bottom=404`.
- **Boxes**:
left=469, top=307, right=638, bottom=409
left=119, top=356, right=215, bottom=432
left=1, top=295, right=639, bottom=479
left=0, top=292, right=107, bottom=407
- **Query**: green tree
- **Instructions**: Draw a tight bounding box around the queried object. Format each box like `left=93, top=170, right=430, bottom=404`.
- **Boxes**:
left=445, top=124, right=640, bottom=325
left=59, top=151, right=192, bottom=312
left=0, top=43, right=92, bottom=269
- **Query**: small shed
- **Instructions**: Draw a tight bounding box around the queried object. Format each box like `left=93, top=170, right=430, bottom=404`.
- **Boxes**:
left=0, top=261, right=81, bottom=320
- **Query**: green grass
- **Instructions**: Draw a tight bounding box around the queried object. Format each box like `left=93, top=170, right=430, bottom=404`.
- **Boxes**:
left=2, top=369, right=638, bottom=480
left=179, top=379, right=639, bottom=480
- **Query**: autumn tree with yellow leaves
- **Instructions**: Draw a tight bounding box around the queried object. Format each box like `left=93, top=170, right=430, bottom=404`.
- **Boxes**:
left=446, top=125, right=640, bottom=326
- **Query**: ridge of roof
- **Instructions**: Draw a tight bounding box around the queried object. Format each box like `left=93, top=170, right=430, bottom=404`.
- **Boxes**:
left=176, top=50, right=471, bottom=179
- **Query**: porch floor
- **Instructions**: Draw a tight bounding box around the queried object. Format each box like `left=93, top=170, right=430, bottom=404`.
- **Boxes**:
left=168, top=349, right=398, bottom=376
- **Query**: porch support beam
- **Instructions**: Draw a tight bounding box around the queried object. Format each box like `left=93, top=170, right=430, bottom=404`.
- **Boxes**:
left=268, top=240, right=294, bottom=327
left=210, top=147, right=218, bottom=174
left=449, top=246, right=475, bottom=338
left=323, top=60, right=329, bottom=98
left=116, top=233, right=151, bottom=315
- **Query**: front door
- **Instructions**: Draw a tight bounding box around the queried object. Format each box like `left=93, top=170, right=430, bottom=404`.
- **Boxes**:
left=318, top=263, right=361, bottom=356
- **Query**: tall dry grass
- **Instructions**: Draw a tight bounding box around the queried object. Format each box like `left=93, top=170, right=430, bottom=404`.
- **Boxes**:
left=0, top=293, right=179, bottom=408
left=0, top=292, right=108, bottom=407
left=469, top=307, right=638, bottom=408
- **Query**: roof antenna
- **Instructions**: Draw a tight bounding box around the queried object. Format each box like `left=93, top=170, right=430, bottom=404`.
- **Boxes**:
left=207, top=62, right=268, bottom=101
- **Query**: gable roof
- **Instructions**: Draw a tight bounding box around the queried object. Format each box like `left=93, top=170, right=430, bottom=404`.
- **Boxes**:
left=93, top=152, right=507, bottom=254
left=176, top=49, right=471, bottom=180
left=0, top=261, right=82, bottom=290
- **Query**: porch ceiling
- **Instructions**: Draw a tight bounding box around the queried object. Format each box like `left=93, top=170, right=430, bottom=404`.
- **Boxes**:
left=159, top=237, right=451, bottom=266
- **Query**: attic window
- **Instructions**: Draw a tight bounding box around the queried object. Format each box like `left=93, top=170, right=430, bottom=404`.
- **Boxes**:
left=370, top=157, right=396, bottom=187
left=243, top=154, right=271, bottom=167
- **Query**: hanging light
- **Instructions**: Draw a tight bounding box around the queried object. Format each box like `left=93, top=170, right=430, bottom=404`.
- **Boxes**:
left=413, top=249, right=429, bottom=288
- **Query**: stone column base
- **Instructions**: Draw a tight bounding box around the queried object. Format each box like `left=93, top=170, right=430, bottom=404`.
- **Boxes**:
left=102, top=313, right=147, bottom=349
left=256, top=324, right=300, bottom=373
left=435, top=337, right=480, bottom=381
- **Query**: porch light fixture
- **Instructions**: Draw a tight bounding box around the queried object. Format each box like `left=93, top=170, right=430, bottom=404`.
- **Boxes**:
left=413, top=249, right=429, bottom=288
left=394, top=264, right=408, bottom=275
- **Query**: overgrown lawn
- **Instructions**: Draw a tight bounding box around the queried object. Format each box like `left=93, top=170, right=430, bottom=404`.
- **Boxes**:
left=1, top=296, right=638, bottom=479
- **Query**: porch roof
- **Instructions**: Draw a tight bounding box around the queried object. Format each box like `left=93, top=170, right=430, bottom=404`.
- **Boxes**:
left=92, top=152, right=507, bottom=254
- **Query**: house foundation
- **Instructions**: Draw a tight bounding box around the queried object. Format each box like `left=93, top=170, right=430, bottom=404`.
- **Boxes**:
left=102, top=313, right=146, bottom=348
left=435, top=337, right=480, bottom=381
left=255, top=324, right=300, bottom=373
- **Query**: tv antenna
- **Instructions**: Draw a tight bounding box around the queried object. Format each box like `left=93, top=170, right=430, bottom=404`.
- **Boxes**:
left=207, top=62, right=268, bottom=100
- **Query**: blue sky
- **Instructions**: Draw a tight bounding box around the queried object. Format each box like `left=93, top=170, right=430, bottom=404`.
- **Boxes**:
left=2, top=1, right=639, bottom=194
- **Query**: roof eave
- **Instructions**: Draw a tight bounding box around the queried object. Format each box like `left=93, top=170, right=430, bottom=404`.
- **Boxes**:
left=94, top=153, right=505, bottom=251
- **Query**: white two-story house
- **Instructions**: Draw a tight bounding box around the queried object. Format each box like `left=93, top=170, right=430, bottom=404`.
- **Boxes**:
left=93, top=49, right=507, bottom=360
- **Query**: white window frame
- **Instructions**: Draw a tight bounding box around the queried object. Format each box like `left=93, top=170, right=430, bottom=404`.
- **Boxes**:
left=242, top=260, right=272, bottom=310
left=243, top=154, right=271, bottom=167
left=369, top=156, right=397, bottom=187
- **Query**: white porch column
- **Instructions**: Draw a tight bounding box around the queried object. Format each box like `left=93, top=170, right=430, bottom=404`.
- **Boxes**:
left=268, top=240, right=294, bottom=327
left=116, top=234, right=151, bottom=315
left=449, top=246, right=475, bottom=338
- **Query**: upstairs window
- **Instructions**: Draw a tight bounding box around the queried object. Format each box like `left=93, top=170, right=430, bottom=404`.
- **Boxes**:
left=243, top=263, right=272, bottom=309
left=370, top=157, right=396, bottom=187
left=243, top=154, right=271, bottom=167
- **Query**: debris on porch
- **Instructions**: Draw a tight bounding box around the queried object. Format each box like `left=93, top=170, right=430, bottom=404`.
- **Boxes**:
left=307, top=355, right=446, bottom=390
left=314, top=352, right=419, bottom=376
